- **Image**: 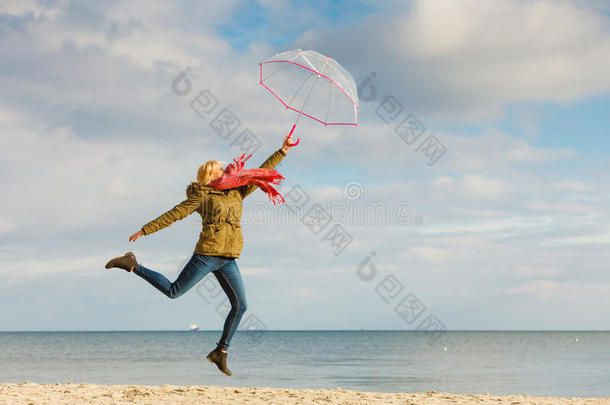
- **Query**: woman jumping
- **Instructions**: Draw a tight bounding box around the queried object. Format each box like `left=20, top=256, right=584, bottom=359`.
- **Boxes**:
left=104, top=134, right=295, bottom=376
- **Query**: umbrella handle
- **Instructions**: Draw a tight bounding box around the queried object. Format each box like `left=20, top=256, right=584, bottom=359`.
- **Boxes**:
left=287, top=124, right=300, bottom=146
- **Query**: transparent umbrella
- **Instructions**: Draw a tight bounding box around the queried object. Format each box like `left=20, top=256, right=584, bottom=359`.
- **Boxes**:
left=259, top=48, right=359, bottom=146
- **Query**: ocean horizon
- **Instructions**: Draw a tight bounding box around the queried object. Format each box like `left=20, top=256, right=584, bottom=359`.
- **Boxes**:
left=1, top=330, right=608, bottom=398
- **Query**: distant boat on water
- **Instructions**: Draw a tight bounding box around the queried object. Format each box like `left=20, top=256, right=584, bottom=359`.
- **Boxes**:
left=189, top=324, right=200, bottom=332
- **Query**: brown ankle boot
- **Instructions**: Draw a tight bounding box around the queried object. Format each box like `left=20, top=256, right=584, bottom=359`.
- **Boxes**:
left=105, top=251, right=139, bottom=272
left=206, top=345, right=232, bottom=376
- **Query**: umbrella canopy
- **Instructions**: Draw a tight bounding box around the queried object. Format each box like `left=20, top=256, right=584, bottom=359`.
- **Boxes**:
left=259, top=49, right=359, bottom=145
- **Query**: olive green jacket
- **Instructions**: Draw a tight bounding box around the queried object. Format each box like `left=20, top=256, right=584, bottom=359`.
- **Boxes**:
left=140, top=148, right=286, bottom=258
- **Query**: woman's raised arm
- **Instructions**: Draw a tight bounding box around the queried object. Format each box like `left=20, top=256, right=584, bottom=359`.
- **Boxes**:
left=238, top=134, right=295, bottom=199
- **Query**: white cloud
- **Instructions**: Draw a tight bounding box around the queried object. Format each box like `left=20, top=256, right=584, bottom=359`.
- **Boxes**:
left=239, top=266, right=272, bottom=276
left=461, top=174, right=512, bottom=200
left=506, top=280, right=610, bottom=303
left=291, top=287, right=317, bottom=298
left=541, top=232, right=610, bottom=247
left=0, top=217, right=17, bottom=234
left=0, top=254, right=113, bottom=287
left=425, top=172, right=514, bottom=201
left=440, top=130, right=580, bottom=170
left=0, top=0, right=271, bottom=139
left=525, top=200, right=600, bottom=214
left=0, top=104, right=232, bottom=235
left=0, top=0, right=53, bottom=18
left=296, top=0, right=610, bottom=121
left=506, top=279, right=561, bottom=300
left=403, top=246, right=456, bottom=265
left=513, top=265, right=563, bottom=276
left=547, top=180, right=594, bottom=192
left=0, top=0, right=609, bottom=330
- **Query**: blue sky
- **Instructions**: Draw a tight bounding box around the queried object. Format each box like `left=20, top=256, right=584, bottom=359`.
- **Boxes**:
left=215, top=0, right=377, bottom=49
left=0, top=0, right=609, bottom=332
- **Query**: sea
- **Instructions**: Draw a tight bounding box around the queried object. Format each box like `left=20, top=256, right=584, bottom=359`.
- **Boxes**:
left=0, top=331, right=608, bottom=397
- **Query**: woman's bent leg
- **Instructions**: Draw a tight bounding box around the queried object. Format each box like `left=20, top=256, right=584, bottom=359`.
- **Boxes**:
left=213, top=259, right=247, bottom=351
left=134, top=254, right=221, bottom=299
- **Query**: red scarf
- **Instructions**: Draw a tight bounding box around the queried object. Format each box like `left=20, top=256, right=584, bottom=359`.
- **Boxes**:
left=207, top=153, right=285, bottom=205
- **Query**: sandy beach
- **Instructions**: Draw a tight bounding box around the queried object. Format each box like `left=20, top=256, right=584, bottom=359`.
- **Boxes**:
left=1, top=383, right=609, bottom=405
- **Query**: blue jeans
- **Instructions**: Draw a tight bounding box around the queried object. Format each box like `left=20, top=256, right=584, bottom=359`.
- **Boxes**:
left=133, top=254, right=247, bottom=351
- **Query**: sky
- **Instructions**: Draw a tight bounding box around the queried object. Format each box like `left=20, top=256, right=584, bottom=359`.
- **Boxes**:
left=0, top=0, right=609, bottom=331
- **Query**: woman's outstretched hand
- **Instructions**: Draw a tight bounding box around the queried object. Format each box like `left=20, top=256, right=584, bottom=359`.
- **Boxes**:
left=281, top=134, right=296, bottom=153
left=129, top=230, right=144, bottom=242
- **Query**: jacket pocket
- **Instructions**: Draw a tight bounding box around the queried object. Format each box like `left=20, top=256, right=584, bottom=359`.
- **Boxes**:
left=200, top=224, right=222, bottom=252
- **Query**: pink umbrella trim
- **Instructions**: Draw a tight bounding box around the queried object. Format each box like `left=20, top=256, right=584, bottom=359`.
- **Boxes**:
left=259, top=60, right=359, bottom=126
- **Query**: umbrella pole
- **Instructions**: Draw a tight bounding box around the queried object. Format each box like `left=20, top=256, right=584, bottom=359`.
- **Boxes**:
left=286, top=104, right=304, bottom=146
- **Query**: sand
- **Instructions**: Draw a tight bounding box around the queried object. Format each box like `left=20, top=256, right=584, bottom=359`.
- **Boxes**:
left=1, top=383, right=608, bottom=404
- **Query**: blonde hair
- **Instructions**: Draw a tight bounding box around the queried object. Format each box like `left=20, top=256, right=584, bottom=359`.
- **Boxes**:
left=196, top=159, right=221, bottom=186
